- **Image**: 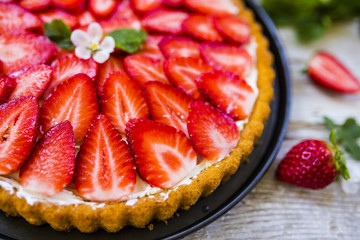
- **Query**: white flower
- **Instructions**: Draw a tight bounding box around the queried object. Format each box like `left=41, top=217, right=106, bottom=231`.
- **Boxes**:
left=70, top=22, right=115, bottom=64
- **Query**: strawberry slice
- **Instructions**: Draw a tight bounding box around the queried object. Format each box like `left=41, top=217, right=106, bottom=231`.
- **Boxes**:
left=213, top=16, right=251, bottom=44
left=0, top=96, right=39, bottom=175
left=95, top=55, right=124, bottom=95
left=74, top=115, right=136, bottom=201
left=187, top=101, right=239, bottom=160
left=51, top=0, right=86, bottom=12
left=158, top=36, right=200, bottom=59
left=78, top=10, right=96, bottom=27
left=126, top=118, right=197, bottom=188
left=164, top=57, right=212, bottom=99
left=0, top=31, right=56, bottom=75
left=130, top=0, right=162, bottom=14
left=20, top=0, right=51, bottom=10
left=196, top=71, right=256, bottom=120
left=20, top=121, right=75, bottom=197
left=40, top=73, right=99, bottom=143
left=37, top=8, right=79, bottom=29
left=183, top=0, right=240, bottom=16
left=137, top=34, right=165, bottom=60
left=163, top=0, right=182, bottom=7
left=200, top=43, right=252, bottom=78
left=182, top=15, right=223, bottom=42
left=144, top=81, right=193, bottom=136
left=308, top=51, right=360, bottom=94
left=9, top=64, right=52, bottom=100
left=142, top=8, right=189, bottom=34
left=0, top=3, right=42, bottom=35
left=89, top=0, right=117, bottom=18
left=44, top=54, right=97, bottom=98
left=0, top=76, right=16, bottom=104
left=101, top=71, right=149, bottom=133
left=124, top=55, right=169, bottom=88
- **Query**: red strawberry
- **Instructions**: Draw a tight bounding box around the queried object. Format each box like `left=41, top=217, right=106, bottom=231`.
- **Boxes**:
left=44, top=54, right=97, bottom=98
left=78, top=10, right=96, bottom=27
left=187, top=101, right=239, bottom=161
left=142, top=8, right=189, bottom=34
left=308, top=51, right=360, bottom=94
left=276, top=138, right=349, bottom=189
left=51, top=0, right=86, bottom=12
left=130, top=0, right=162, bottom=14
left=89, top=0, right=117, bottom=18
left=213, top=16, right=251, bottom=44
left=37, top=8, right=79, bottom=29
left=183, top=0, right=240, bottom=16
left=0, top=31, right=56, bottom=75
left=137, top=34, right=165, bottom=60
left=182, top=15, right=223, bottom=42
left=101, top=71, right=149, bottom=133
left=126, top=118, right=197, bottom=188
left=20, top=0, right=51, bottom=10
left=9, top=64, right=52, bottom=100
left=144, top=81, right=193, bottom=136
left=163, top=0, right=182, bottom=7
left=0, top=96, right=39, bottom=175
left=40, top=73, right=99, bottom=143
left=196, top=71, right=256, bottom=120
left=74, top=115, right=136, bottom=201
left=124, top=55, right=169, bottom=88
left=164, top=57, right=212, bottom=99
left=200, top=43, right=252, bottom=78
left=0, top=3, right=42, bottom=34
left=158, top=36, right=200, bottom=59
left=20, top=121, right=75, bottom=196
left=0, top=76, right=16, bottom=104
left=95, top=55, right=124, bottom=95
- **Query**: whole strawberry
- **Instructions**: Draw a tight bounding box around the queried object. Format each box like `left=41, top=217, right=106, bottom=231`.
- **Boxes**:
left=276, top=131, right=349, bottom=189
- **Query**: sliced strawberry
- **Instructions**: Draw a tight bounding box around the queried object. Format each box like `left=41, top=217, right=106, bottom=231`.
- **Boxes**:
left=74, top=115, right=136, bottom=201
left=0, top=3, right=42, bottom=35
left=182, top=15, right=223, bottom=42
left=37, top=8, right=79, bottom=29
left=101, top=72, right=149, bottom=133
left=126, top=118, right=197, bottom=188
left=200, top=43, right=252, bottom=78
left=89, top=0, right=117, bottom=18
left=308, top=51, right=360, bottom=94
left=51, top=0, right=86, bottom=12
left=124, top=55, right=169, bottom=88
left=44, top=54, right=97, bottom=98
left=187, top=101, right=239, bottom=160
left=40, top=74, right=99, bottom=143
left=183, top=0, right=240, bottom=16
left=130, top=0, right=162, bottom=14
left=20, top=0, right=50, bottom=11
left=137, top=34, right=165, bottom=60
left=213, top=16, right=251, bottom=44
left=144, top=81, right=193, bottom=136
left=164, top=57, right=212, bottom=99
left=9, top=64, right=52, bottom=100
left=0, top=31, right=56, bottom=76
left=163, top=0, right=182, bottom=7
left=0, top=96, right=38, bottom=175
left=158, top=36, right=200, bottom=59
left=20, top=121, right=75, bottom=197
left=0, top=76, right=16, bottom=104
left=95, top=55, right=124, bottom=95
left=196, top=71, right=256, bottom=120
left=142, top=8, right=189, bottom=34
left=78, top=10, right=96, bottom=27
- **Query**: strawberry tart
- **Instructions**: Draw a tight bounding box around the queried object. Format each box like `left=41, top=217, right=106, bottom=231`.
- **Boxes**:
left=0, top=0, right=274, bottom=233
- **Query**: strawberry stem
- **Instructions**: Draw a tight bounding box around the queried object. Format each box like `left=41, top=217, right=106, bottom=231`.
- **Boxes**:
left=329, top=129, right=350, bottom=180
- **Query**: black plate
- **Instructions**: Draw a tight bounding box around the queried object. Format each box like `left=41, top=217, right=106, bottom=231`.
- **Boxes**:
left=0, top=1, right=291, bottom=239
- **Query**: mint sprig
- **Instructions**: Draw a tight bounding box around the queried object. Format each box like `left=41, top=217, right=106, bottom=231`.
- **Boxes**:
left=107, top=28, right=148, bottom=54
left=329, top=130, right=350, bottom=180
left=44, top=19, right=75, bottom=51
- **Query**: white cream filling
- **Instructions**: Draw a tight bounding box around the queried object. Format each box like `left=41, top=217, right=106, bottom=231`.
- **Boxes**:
left=0, top=39, right=258, bottom=208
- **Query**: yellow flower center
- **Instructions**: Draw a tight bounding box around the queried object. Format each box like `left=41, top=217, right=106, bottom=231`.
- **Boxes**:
left=89, top=42, right=99, bottom=51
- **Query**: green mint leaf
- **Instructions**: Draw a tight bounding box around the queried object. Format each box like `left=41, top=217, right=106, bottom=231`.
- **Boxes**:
left=44, top=19, right=74, bottom=51
left=107, top=29, right=147, bottom=54
left=324, top=116, right=337, bottom=131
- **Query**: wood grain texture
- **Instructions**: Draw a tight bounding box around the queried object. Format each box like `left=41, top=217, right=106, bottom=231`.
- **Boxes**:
left=183, top=16, right=360, bottom=240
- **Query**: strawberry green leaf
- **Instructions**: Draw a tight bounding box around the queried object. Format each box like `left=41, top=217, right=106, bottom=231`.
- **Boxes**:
left=328, top=130, right=350, bottom=181
left=107, top=29, right=148, bottom=54
left=44, top=19, right=74, bottom=51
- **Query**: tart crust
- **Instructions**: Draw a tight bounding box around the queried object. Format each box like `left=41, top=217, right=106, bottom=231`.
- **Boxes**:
left=0, top=0, right=274, bottom=233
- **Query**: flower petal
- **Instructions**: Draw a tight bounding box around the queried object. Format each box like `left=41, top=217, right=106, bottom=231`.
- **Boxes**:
left=75, top=46, right=91, bottom=60
left=71, top=30, right=90, bottom=47
left=87, top=22, right=103, bottom=43
left=93, top=50, right=110, bottom=64
left=100, top=36, right=115, bottom=54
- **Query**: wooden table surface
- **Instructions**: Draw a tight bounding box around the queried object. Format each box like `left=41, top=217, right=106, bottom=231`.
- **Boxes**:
left=183, top=15, right=360, bottom=240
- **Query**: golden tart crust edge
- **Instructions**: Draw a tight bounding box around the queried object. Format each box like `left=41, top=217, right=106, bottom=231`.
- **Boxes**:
left=0, top=0, right=275, bottom=233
